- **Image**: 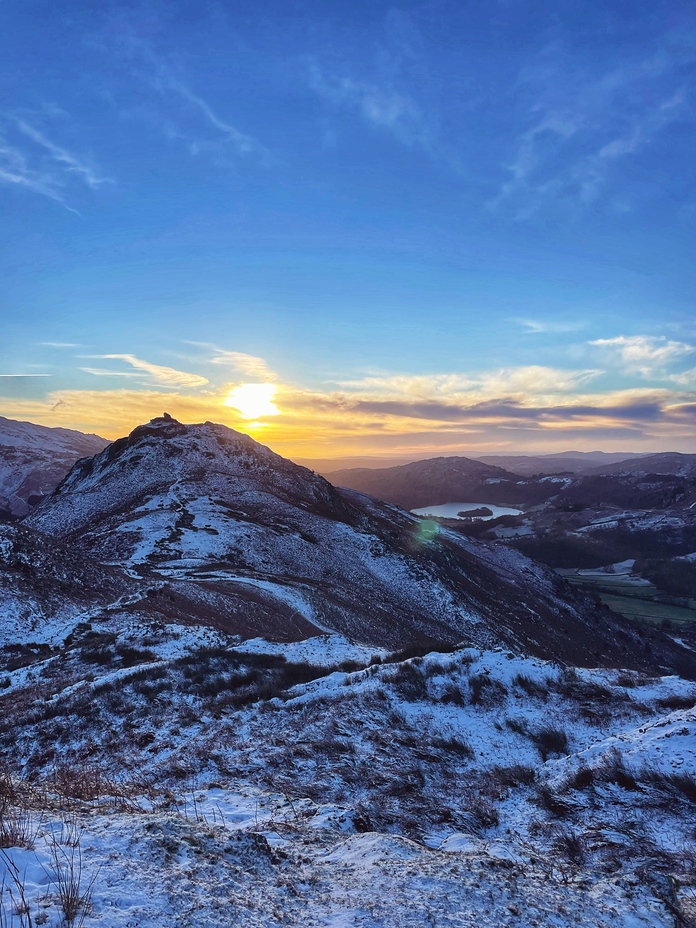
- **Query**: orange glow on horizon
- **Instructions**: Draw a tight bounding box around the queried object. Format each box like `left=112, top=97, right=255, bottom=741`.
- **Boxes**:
left=3, top=377, right=696, bottom=462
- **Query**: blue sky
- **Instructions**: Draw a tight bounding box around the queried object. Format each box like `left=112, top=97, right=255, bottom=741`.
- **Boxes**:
left=1, top=0, right=696, bottom=459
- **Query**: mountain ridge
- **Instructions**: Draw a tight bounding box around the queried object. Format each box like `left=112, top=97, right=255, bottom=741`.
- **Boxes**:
left=22, top=414, right=694, bottom=675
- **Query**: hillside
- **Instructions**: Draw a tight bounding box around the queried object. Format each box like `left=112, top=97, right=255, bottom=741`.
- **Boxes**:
left=0, top=629, right=694, bottom=927
left=0, top=414, right=108, bottom=518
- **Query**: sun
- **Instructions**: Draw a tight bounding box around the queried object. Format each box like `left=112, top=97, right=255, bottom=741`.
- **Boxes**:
left=224, top=382, right=280, bottom=419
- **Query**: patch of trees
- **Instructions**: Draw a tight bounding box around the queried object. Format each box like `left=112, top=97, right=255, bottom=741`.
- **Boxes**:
left=635, top=558, right=696, bottom=599
left=512, top=525, right=696, bottom=569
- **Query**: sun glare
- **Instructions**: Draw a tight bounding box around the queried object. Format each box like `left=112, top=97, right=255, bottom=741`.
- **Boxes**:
left=224, top=382, right=279, bottom=419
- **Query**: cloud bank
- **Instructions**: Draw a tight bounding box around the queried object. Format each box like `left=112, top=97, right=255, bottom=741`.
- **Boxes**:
left=4, top=338, right=696, bottom=457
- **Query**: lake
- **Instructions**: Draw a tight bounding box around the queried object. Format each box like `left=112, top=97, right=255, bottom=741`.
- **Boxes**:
left=411, top=502, right=523, bottom=521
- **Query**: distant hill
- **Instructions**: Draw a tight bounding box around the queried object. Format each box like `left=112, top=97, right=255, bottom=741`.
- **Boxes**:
left=589, top=451, right=696, bottom=477
left=476, top=451, right=648, bottom=476
left=323, top=456, right=560, bottom=510
left=0, top=414, right=108, bottom=518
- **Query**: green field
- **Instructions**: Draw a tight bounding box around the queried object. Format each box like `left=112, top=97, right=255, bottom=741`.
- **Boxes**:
left=557, top=569, right=696, bottom=628
left=595, top=592, right=696, bottom=626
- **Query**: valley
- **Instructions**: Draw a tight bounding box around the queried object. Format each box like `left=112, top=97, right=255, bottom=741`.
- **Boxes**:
left=327, top=451, right=696, bottom=636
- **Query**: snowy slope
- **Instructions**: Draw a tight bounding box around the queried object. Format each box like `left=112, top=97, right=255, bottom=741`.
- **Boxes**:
left=0, top=522, right=144, bottom=647
left=0, top=415, right=108, bottom=517
left=4, top=417, right=696, bottom=926
left=1, top=624, right=695, bottom=928
left=0, top=415, right=106, bottom=456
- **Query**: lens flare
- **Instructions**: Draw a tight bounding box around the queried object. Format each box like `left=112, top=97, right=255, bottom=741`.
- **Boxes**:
left=417, top=519, right=439, bottom=543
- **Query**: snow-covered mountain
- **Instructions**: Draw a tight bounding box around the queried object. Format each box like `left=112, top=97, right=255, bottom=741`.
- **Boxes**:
left=20, top=414, right=691, bottom=674
left=0, top=414, right=108, bottom=518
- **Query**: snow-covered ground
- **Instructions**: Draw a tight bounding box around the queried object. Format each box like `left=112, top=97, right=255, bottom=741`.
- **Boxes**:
left=1, top=624, right=695, bottom=927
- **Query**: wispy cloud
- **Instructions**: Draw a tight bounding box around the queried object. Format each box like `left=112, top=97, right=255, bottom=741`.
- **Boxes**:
left=590, top=335, right=694, bottom=378
left=0, top=136, right=65, bottom=205
left=308, top=63, right=431, bottom=151
left=116, top=38, right=271, bottom=168
left=339, top=365, right=601, bottom=401
left=0, top=115, right=109, bottom=209
left=91, top=354, right=208, bottom=388
left=80, top=367, right=141, bottom=378
left=153, top=72, right=271, bottom=164
left=16, top=121, right=109, bottom=190
left=41, top=342, right=84, bottom=348
left=514, top=318, right=587, bottom=335
left=208, top=350, right=276, bottom=380
left=669, top=367, right=696, bottom=386
left=0, top=373, right=52, bottom=377
left=492, top=37, right=694, bottom=217
left=478, top=366, right=601, bottom=397
left=187, top=342, right=277, bottom=380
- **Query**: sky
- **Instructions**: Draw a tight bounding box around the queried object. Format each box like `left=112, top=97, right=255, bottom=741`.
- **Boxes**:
left=1, top=0, right=696, bottom=463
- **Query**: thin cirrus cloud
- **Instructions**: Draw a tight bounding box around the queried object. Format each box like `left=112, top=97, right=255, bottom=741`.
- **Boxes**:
left=158, top=73, right=270, bottom=164
left=514, top=318, right=587, bottom=335
left=589, top=335, right=694, bottom=378
left=491, top=34, right=693, bottom=217
left=123, top=40, right=272, bottom=166
left=0, top=135, right=63, bottom=204
left=0, top=115, right=109, bottom=208
left=41, top=342, right=84, bottom=348
left=80, top=368, right=141, bottom=378
left=308, top=62, right=430, bottom=151
left=85, top=354, right=208, bottom=388
left=15, top=120, right=110, bottom=190
left=186, top=342, right=277, bottom=381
